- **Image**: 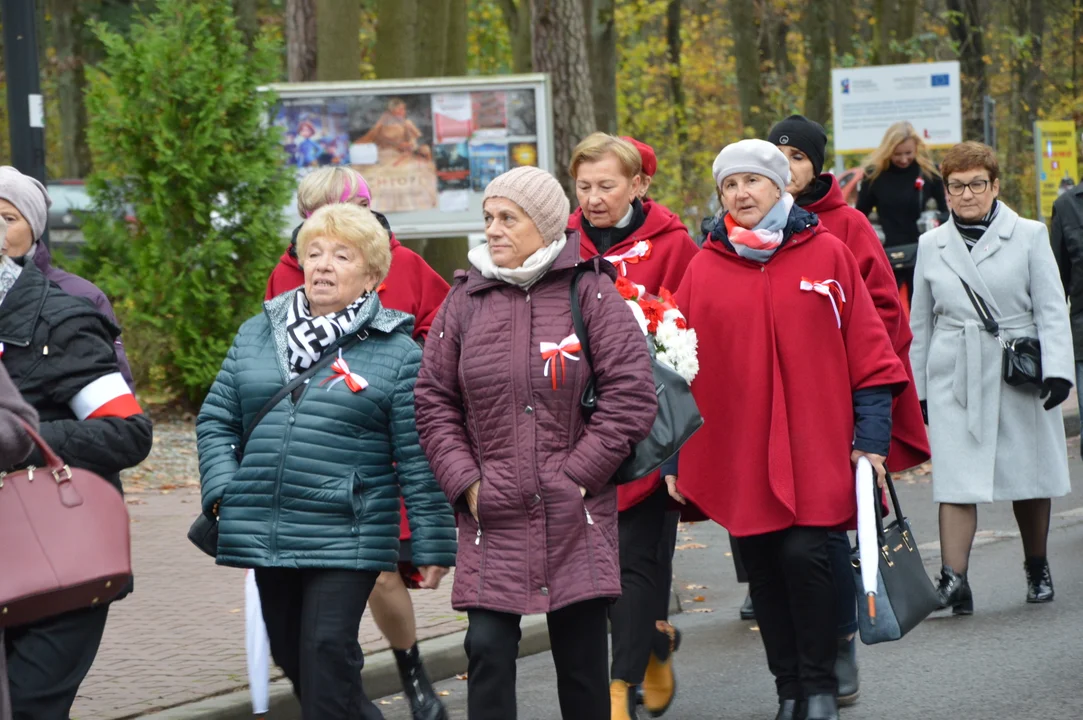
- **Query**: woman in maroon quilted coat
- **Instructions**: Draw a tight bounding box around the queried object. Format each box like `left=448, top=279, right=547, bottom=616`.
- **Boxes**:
left=415, top=166, right=657, bottom=720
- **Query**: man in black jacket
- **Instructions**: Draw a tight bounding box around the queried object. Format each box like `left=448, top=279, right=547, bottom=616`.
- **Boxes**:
left=0, top=258, right=152, bottom=719
left=1050, top=183, right=1083, bottom=438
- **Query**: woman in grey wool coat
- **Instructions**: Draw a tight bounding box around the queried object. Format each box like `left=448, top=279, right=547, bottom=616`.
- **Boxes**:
left=911, top=141, right=1073, bottom=614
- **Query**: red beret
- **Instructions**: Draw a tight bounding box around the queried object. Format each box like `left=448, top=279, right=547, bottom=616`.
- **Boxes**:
left=621, top=136, right=657, bottom=177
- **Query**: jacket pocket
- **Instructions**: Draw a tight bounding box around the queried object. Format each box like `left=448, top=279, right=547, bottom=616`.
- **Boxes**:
left=347, top=471, right=366, bottom=526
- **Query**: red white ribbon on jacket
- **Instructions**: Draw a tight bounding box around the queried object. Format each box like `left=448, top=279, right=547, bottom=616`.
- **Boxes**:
left=320, top=349, right=368, bottom=393
left=604, top=240, right=653, bottom=276
left=540, top=333, right=581, bottom=390
left=800, top=277, right=846, bottom=329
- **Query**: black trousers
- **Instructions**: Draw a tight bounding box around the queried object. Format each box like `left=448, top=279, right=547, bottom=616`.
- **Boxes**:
left=610, top=484, right=669, bottom=684
left=655, top=509, right=681, bottom=622
left=4, top=604, right=110, bottom=720
left=465, top=598, right=610, bottom=720
left=254, top=568, right=382, bottom=720
left=736, top=527, right=837, bottom=700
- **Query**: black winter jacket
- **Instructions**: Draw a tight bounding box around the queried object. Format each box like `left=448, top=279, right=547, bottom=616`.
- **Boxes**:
left=0, top=261, right=152, bottom=487
left=1051, top=183, right=1083, bottom=362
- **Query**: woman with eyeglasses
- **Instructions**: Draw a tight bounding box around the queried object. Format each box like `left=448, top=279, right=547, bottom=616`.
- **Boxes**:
left=857, top=122, right=948, bottom=306
left=910, top=141, right=1074, bottom=614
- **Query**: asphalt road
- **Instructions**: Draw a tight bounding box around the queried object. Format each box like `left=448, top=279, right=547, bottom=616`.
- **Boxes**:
left=374, top=444, right=1083, bottom=719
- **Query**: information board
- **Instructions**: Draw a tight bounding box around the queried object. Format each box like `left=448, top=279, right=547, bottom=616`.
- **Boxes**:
left=831, top=61, right=962, bottom=155
left=264, top=74, right=553, bottom=239
left=1034, top=121, right=1079, bottom=221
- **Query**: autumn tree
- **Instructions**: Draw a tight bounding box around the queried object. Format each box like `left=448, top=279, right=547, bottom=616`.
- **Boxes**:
left=498, top=0, right=533, bottom=74
left=730, top=0, right=768, bottom=137
left=947, top=0, right=988, bottom=141
left=287, top=0, right=317, bottom=81
left=583, top=0, right=617, bottom=134
left=49, top=0, right=92, bottom=178
left=803, top=0, right=832, bottom=123
left=317, top=0, right=362, bottom=80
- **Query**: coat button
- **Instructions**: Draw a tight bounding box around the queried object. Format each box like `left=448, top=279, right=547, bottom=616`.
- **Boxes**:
left=540, top=586, right=549, bottom=596
left=531, top=494, right=541, bottom=505
left=760, top=266, right=765, bottom=273
left=288, top=417, right=296, bottom=425
left=524, top=406, right=534, bottom=414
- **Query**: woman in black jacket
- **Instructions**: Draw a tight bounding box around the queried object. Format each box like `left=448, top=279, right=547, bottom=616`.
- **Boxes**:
left=856, top=121, right=947, bottom=306
left=0, top=257, right=152, bottom=719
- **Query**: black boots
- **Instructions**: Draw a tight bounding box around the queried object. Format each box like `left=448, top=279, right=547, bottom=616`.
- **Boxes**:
left=740, top=592, right=756, bottom=620
left=775, top=699, right=801, bottom=720
left=834, top=636, right=859, bottom=706
left=935, top=565, right=974, bottom=615
left=393, top=644, right=447, bottom=720
left=1025, top=557, right=1055, bottom=603
left=804, top=694, right=839, bottom=720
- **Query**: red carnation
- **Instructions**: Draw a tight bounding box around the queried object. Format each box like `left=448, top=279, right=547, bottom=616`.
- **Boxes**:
left=915, top=176, right=925, bottom=191
left=639, top=298, right=665, bottom=334
left=615, top=276, right=639, bottom=301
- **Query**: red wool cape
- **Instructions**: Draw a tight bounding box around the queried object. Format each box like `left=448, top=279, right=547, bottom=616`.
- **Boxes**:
left=265, top=235, right=451, bottom=541
left=569, top=199, right=700, bottom=511
left=805, top=175, right=930, bottom=471
left=672, top=225, right=908, bottom=537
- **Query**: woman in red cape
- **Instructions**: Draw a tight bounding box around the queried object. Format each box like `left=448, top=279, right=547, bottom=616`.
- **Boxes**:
left=768, top=114, right=931, bottom=707
left=264, top=166, right=451, bottom=720
left=669, top=140, right=907, bottom=720
left=567, top=133, right=698, bottom=718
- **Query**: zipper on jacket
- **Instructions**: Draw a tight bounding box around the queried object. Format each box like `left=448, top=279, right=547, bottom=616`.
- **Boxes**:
left=584, top=506, right=594, bottom=525
left=268, top=370, right=316, bottom=562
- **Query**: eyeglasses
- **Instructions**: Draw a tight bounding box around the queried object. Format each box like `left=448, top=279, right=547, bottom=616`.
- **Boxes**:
left=946, top=179, right=991, bottom=196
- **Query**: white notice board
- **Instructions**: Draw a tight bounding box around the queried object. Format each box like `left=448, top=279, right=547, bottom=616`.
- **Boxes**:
left=831, top=61, right=962, bottom=155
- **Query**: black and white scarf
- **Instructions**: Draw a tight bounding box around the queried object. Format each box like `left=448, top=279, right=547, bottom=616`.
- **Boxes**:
left=285, top=290, right=367, bottom=378
left=952, top=200, right=1000, bottom=252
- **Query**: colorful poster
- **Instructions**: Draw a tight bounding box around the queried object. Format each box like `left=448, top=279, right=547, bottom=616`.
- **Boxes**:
left=274, top=102, right=351, bottom=169
left=433, top=93, right=474, bottom=143
left=1035, top=121, right=1079, bottom=220
left=509, top=142, right=538, bottom=168
left=345, top=95, right=439, bottom=213
left=470, top=143, right=508, bottom=192
left=472, top=91, right=507, bottom=131
left=434, top=142, right=471, bottom=191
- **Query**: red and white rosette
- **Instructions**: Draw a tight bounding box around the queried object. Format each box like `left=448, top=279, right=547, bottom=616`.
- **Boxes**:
left=800, top=277, right=846, bottom=329
left=539, top=333, right=581, bottom=389
left=320, top=349, right=368, bottom=393
left=604, top=240, right=653, bottom=276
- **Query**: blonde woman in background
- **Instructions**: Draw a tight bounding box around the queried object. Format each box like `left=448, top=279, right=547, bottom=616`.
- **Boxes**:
left=856, top=121, right=948, bottom=306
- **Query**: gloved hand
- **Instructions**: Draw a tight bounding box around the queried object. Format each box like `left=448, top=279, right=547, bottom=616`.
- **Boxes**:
left=919, top=399, right=928, bottom=425
left=1040, top=378, right=1072, bottom=411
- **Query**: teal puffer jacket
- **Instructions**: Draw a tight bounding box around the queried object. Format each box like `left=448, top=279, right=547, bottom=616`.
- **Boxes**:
left=197, top=290, right=456, bottom=572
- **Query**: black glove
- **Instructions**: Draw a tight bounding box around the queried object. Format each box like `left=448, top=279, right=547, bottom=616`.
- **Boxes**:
left=919, top=399, right=928, bottom=425
left=1040, top=378, right=1072, bottom=411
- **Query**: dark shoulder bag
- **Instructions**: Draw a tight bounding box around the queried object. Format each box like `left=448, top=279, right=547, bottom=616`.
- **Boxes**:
left=187, top=332, right=365, bottom=557
left=569, top=266, right=703, bottom=485
left=959, top=279, right=1043, bottom=388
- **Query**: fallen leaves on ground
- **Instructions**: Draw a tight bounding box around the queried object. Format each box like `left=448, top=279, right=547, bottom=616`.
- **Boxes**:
left=688, top=608, right=714, bottom=613
left=692, top=595, right=706, bottom=602
left=438, top=691, right=451, bottom=697
left=685, top=584, right=707, bottom=590
left=456, top=673, right=468, bottom=681
left=675, top=543, right=706, bottom=550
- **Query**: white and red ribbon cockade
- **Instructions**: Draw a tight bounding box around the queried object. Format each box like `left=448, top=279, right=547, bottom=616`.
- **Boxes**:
left=320, top=349, right=368, bottom=393
left=604, top=240, right=653, bottom=276
left=540, top=333, right=581, bottom=390
left=800, top=277, right=847, bottom=329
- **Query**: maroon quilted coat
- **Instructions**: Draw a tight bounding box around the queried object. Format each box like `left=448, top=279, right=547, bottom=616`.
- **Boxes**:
left=415, top=234, right=657, bottom=615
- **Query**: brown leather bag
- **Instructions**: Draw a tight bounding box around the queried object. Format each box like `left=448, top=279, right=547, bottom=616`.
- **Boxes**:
left=0, top=419, right=131, bottom=628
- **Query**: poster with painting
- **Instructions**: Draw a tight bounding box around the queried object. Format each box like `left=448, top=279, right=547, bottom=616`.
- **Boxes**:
left=433, top=93, right=474, bottom=143
left=470, top=143, right=508, bottom=191
left=506, top=89, right=537, bottom=136
left=434, top=142, right=471, bottom=191
left=472, top=91, right=507, bottom=132
left=274, top=101, right=351, bottom=169
left=509, top=142, right=539, bottom=168
left=346, top=94, right=439, bottom=213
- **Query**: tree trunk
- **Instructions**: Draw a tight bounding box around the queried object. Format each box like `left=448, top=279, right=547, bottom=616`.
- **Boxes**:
left=803, top=0, right=832, bottom=124
left=730, top=0, right=767, bottom=136
left=893, top=0, right=920, bottom=62
left=50, top=0, right=91, bottom=178
left=232, top=0, right=259, bottom=52
left=872, top=0, right=900, bottom=65
left=533, top=0, right=597, bottom=195
left=445, top=0, right=468, bottom=76
left=498, top=0, right=534, bottom=74
left=415, top=1, right=451, bottom=77
left=946, top=0, right=988, bottom=141
left=1008, top=0, right=1045, bottom=210
left=834, top=0, right=855, bottom=58
left=287, top=0, right=318, bottom=81
left=583, top=0, right=617, bottom=134
left=316, top=0, right=361, bottom=80
left=666, top=0, right=692, bottom=203
left=374, top=0, right=418, bottom=78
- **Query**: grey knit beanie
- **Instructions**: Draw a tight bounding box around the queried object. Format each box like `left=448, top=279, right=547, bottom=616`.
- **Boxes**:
left=712, top=139, right=792, bottom=194
left=0, top=166, right=52, bottom=241
left=483, top=166, right=570, bottom=245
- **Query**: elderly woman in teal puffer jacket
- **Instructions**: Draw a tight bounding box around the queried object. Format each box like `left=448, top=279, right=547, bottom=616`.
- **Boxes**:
left=197, top=203, right=456, bottom=720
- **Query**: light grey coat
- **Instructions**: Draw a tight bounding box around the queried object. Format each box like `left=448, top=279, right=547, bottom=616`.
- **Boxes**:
left=910, top=203, right=1073, bottom=503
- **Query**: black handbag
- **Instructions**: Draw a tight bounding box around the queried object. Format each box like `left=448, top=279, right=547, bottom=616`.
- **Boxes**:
left=885, top=243, right=918, bottom=271
left=851, top=473, right=940, bottom=644
left=960, top=279, right=1043, bottom=388
left=569, top=266, right=704, bottom=485
left=187, top=331, right=366, bottom=558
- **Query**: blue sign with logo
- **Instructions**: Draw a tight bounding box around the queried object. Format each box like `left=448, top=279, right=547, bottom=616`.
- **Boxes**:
left=931, top=74, right=950, bottom=87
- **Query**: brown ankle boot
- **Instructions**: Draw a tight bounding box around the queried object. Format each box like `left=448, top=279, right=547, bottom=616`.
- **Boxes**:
left=641, top=621, right=680, bottom=716
left=610, top=679, right=639, bottom=719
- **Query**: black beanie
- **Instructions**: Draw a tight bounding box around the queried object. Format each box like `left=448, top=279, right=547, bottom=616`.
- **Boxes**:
left=768, top=115, right=827, bottom=177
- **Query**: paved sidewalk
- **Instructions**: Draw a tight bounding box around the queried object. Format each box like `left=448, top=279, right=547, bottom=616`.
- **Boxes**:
left=71, top=490, right=463, bottom=720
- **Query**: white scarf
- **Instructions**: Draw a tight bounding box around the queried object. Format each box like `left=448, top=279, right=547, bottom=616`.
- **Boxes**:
left=468, top=236, right=567, bottom=290
left=0, top=244, right=35, bottom=307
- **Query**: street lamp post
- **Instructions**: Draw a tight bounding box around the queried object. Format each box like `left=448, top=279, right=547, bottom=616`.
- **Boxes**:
left=2, top=0, right=48, bottom=185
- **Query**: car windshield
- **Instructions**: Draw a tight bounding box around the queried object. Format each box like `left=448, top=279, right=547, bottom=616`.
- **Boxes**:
left=47, top=184, right=92, bottom=213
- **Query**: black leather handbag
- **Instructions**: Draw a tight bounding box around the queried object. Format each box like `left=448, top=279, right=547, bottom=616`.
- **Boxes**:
left=852, top=473, right=940, bottom=644
left=570, top=266, right=704, bottom=485
left=187, top=331, right=365, bottom=558
left=960, top=279, right=1043, bottom=388
left=885, top=243, right=918, bottom=271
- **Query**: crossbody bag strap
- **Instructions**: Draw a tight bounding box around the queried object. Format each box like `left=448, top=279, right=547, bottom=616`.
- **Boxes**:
left=569, top=265, right=598, bottom=413
left=958, top=278, right=1000, bottom=336
left=235, top=331, right=365, bottom=459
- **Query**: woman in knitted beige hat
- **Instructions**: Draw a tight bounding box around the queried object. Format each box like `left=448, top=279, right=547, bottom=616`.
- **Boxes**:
left=665, top=139, right=909, bottom=720
left=416, top=166, right=658, bottom=719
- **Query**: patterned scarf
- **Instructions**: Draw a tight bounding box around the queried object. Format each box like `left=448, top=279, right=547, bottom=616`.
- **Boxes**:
left=285, top=290, right=368, bottom=378
left=723, top=194, right=795, bottom=262
left=952, top=200, right=1000, bottom=252
left=0, top=244, right=34, bottom=307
